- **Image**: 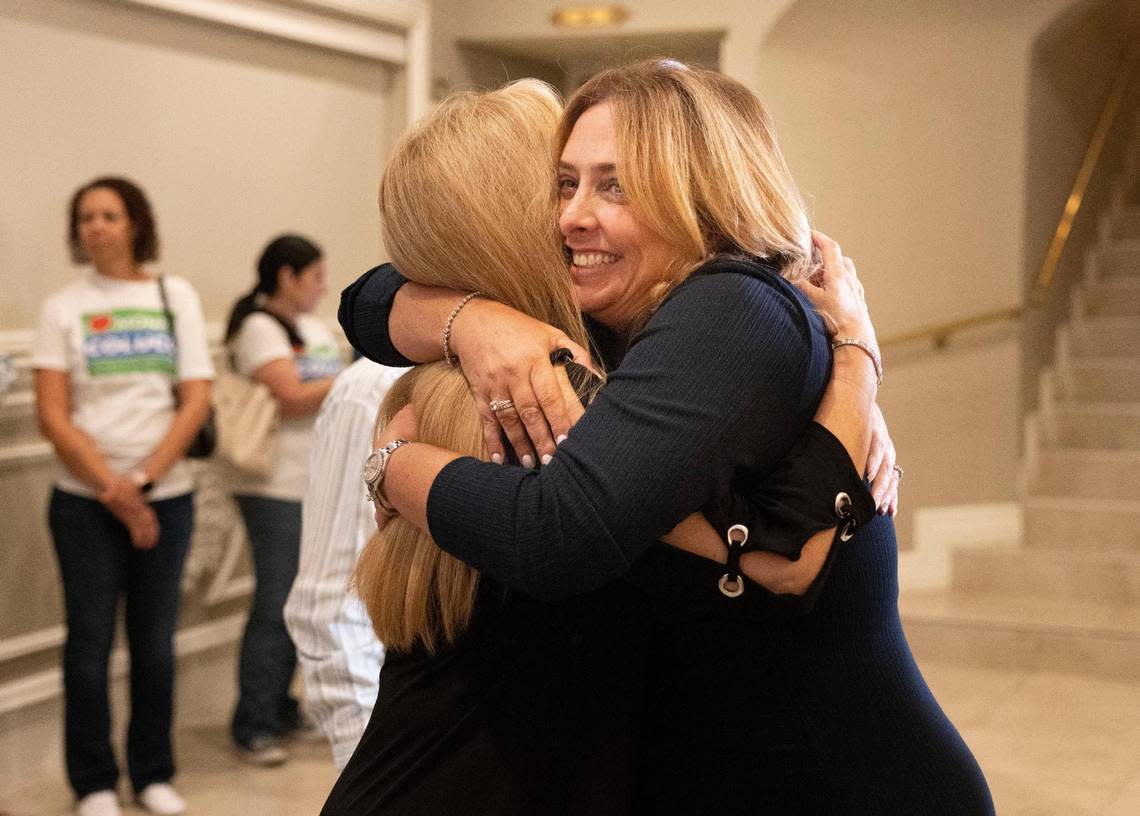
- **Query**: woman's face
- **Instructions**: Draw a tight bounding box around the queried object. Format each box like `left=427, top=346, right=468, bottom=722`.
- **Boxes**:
left=558, top=102, right=674, bottom=331
left=280, top=258, right=327, bottom=313
left=77, top=187, right=134, bottom=265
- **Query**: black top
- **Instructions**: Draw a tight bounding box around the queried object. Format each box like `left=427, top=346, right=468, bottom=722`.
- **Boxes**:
left=333, top=258, right=993, bottom=815
left=343, top=258, right=830, bottom=600
left=322, top=581, right=646, bottom=816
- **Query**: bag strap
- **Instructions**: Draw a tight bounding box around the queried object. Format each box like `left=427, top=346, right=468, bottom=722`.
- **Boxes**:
left=156, top=276, right=183, bottom=404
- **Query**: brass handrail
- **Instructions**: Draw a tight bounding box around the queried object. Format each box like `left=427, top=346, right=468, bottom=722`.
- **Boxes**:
left=1032, top=49, right=1140, bottom=303
left=880, top=306, right=1022, bottom=350
left=887, top=50, right=1138, bottom=351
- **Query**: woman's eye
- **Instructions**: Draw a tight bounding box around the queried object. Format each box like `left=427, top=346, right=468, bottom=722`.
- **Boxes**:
left=603, top=179, right=623, bottom=195
left=558, top=177, right=577, bottom=197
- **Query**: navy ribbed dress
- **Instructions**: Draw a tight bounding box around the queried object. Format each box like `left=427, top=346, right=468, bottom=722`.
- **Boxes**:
left=332, top=258, right=993, bottom=815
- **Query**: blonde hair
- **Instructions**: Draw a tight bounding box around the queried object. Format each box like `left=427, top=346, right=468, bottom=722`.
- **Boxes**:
left=355, top=79, right=593, bottom=653
left=556, top=59, right=814, bottom=311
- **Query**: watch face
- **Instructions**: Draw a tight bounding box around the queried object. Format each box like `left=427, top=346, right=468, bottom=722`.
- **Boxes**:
left=362, top=451, right=384, bottom=489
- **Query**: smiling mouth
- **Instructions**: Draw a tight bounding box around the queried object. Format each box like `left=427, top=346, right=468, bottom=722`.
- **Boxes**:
left=567, top=250, right=620, bottom=268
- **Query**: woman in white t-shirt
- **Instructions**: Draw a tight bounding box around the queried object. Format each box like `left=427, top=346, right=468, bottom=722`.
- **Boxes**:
left=222, top=234, right=343, bottom=766
left=34, top=177, right=214, bottom=816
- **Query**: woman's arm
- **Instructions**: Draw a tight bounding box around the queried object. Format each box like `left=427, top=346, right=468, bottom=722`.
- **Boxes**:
left=35, top=369, right=159, bottom=549
left=254, top=359, right=335, bottom=419
left=378, top=268, right=822, bottom=600
left=340, top=264, right=592, bottom=465
left=136, top=378, right=212, bottom=482
left=36, top=369, right=121, bottom=492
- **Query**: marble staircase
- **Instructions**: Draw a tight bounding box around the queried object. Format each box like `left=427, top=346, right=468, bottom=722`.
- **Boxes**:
left=902, top=149, right=1140, bottom=681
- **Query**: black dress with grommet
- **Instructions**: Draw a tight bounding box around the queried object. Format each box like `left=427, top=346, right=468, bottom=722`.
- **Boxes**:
left=327, top=258, right=993, bottom=815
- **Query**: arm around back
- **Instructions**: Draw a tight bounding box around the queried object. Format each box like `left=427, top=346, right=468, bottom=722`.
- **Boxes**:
left=425, top=267, right=827, bottom=599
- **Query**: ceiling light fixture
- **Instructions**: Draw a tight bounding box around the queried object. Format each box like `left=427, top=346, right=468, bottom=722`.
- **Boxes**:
left=551, top=5, right=631, bottom=28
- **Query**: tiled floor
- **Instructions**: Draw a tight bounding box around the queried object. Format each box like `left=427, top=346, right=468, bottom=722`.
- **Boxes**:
left=4, top=662, right=1139, bottom=815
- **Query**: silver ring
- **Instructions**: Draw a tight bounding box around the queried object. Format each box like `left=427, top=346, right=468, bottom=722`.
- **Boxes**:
left=893, top=465, right=904, bottom=481
left=488, top=399, right=514, bottom=413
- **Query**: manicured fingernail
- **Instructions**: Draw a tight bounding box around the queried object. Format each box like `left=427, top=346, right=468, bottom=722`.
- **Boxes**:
left=541, top=454, right=553, bottom=466
left=556, top=434, right=568, bottom=445
left=491, top=453, right=503, bottom=464
left=522, top=454, right=535, bottom=469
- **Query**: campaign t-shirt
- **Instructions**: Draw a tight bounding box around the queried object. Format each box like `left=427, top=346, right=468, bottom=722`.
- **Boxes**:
left=229, top=311, right=344, bottom=501
left=32, top=272, right=215, bottom=500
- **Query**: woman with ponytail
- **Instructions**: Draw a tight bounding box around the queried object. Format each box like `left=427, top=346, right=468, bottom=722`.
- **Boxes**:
left=224, top=234, right=344, bottom=766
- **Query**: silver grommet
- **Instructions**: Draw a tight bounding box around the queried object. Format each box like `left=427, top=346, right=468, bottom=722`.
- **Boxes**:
left=834, top=492, right=851, bottom=518
left=727, top=524, right=749, bottom=546
left=839, top=520, right=856, bottom=542
left=719, top=573, right=744, bottom=598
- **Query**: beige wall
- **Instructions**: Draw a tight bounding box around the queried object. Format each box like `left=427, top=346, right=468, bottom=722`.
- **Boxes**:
left=427, top=0, right=795, bottom=92
left=0, top=0, right=405, bottom=700
left=426, top=0, right=1100, bottom=544
left=757, top=0, right=1071, bottom=542
left=0, top=0, right=404, bottom=333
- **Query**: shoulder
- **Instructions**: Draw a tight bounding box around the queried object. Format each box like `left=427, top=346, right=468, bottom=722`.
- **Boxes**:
left=236, top=311, right=290, bottom=347
left=40, top=278, right=90, bottom=313
left=161, top=275, right=201, bottom=300
left=329, top=359, right=404, bottom=404
left=651, top=256, right=819, bottom=347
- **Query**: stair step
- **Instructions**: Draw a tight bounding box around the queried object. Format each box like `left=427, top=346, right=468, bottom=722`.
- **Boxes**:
left=1051, top=402, right=1140, bottom=449
left=1070, top=317, right=1140, bottom=357
left=1081, top=278, right=1140, bottom=317
left=1023, top=495, right=1140, bottom=550
left=1030, top=449, right=1140, bottom=500
left=1100, top=241, right=1140, bottom=278
left=1060, top=358, right=1140, bottom=402
left=901, top=589, right=1140, bottom=680
left=951, top=546, right=1140, bottom=602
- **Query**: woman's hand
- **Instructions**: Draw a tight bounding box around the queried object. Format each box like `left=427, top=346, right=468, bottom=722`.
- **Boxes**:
left=449, top=299, right=595, bottom=467
left=797, top=230, right=877, bottom=347
left=866, top=403, right=900, bottom=516
left=99, top=475, right=159, bottom=549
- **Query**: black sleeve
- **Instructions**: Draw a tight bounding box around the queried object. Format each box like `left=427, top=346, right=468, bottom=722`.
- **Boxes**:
left=337, top=263, right=414, bottom=367
left=425, top=269, right=828, bottom=600
left=708, top=422, right=878, bottom=561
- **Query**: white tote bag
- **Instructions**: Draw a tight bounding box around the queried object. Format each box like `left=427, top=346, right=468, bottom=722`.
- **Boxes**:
left=213, top=363, right=279, bottom=478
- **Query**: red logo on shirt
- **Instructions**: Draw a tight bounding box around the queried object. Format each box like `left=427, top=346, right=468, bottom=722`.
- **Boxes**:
left=89, top=314, right=112, bottom=332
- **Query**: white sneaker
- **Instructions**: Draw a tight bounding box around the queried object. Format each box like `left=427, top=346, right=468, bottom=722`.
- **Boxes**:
left=76, top=790, right=121, bottom=816
left=236, top=735, right=288, bottom=767
left=137, top=783, right=187, bottom=815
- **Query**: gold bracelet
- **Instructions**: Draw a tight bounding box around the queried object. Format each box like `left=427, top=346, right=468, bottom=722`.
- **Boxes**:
left=831, top=337, right=882, bottom=387
left=442, top=292, right=485, bottom=367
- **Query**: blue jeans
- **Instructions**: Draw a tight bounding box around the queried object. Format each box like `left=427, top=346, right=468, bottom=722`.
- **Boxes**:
left=49, top=488, right=193, bottom=798
left=230, top=494, right=302, bottom=746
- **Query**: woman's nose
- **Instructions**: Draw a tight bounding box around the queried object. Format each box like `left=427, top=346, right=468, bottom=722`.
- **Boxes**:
left=559, top=191, right=596, bottom=235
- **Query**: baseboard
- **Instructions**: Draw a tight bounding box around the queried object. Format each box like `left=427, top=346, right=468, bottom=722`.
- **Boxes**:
left=0, top=612, right=245, bottom=716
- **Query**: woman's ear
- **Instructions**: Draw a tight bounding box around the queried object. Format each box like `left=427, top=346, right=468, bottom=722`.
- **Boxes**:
left=276, top=265, right=296, bottom=293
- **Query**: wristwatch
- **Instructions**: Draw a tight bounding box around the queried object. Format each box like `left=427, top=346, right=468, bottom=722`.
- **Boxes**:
left=363, top=439, right=410, bottom=513
left=129, top=468, right=155, bottom=495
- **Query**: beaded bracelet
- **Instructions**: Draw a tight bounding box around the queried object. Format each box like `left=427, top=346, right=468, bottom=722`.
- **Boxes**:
left=442, top=291, right=486, bottom=367
left=831, top=337, right=883, bottom=387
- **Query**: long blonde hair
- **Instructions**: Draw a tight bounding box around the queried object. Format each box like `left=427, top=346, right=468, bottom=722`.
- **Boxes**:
left=355, top=80, right=592, bottom=654
left=556, top=59, right=814, bottom=312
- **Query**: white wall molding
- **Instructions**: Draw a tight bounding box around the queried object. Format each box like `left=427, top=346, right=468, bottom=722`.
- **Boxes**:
left=110, top=0, right=430, bottom=123
left=0, top=625, right=66, bottom=665
left=0, top=612, right=245, bottom=716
